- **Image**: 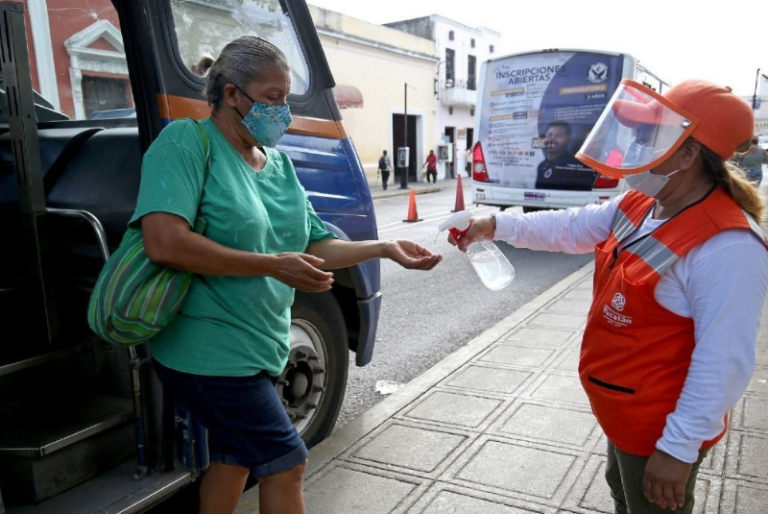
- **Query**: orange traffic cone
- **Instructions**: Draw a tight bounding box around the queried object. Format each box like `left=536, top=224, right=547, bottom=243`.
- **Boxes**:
left=403, top=188, right=422, bottom=223
left=451, top=174, right=466, bottom=212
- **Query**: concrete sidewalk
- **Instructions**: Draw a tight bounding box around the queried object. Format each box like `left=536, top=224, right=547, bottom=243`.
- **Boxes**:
left=239, top=254, right=768, bottom=513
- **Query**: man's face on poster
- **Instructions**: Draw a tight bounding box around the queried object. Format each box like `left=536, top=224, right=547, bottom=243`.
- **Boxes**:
left=544, top=126, right=570, bottom=160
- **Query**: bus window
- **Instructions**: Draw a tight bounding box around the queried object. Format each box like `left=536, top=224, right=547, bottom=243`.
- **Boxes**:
left=171, top=0, right=311, bottom=95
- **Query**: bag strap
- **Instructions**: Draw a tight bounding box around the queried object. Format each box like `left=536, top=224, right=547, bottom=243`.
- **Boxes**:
left=195, top=120, right=211, bottom=180
left=176, top=117, right=210, bottom=184
left=177, top=117, right=211, bottom=213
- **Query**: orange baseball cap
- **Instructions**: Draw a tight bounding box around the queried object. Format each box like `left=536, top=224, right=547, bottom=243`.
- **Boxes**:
left=612, top=79, right=754, bottom=159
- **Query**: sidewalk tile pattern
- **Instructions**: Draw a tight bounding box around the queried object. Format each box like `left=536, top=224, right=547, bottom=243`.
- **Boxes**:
left=292, top=269, right=768, bottom=514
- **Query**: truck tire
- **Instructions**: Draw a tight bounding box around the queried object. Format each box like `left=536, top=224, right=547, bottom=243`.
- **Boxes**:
left=279, top=291, right=348, bottom=449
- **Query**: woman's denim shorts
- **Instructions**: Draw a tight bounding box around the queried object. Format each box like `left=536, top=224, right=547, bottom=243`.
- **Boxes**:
left=153, top=359, right=308, bottom=477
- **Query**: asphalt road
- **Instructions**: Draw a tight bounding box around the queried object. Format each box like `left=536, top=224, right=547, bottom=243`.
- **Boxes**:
left=333, top=182, right=594, bottom=432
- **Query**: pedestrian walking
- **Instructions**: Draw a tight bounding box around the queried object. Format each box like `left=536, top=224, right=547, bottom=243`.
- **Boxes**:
left=449, top=79, right=768, bottom=514
left=733, top=136, right=767, bottom=187
left=378, top=149, right=392, bottom=190
left=422, top=149, right=438, bottom=184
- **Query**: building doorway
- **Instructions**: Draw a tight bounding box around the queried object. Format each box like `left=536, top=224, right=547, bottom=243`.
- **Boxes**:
left=444, top=126, right=455, bottom=178
left=392, top=113, right=418, bottom=182
left=464, top=127, right=475, bottom=176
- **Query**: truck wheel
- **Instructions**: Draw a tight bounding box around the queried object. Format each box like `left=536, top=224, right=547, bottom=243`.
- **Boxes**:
left=278, top=291, right=348, bottom=448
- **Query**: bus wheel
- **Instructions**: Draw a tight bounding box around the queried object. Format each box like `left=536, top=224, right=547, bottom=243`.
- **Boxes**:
left=523, top=206, right=545, bottom=213
left=280, top=291, right=348, bottom=448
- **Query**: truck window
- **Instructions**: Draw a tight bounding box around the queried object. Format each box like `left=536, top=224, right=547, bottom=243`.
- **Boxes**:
left=28, top=1, right=134, bottom=121
left=170, top=0, right=310, bottom=95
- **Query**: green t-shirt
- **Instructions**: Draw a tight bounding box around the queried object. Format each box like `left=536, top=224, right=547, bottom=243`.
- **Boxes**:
left=130, top=118, right=335, bottom=376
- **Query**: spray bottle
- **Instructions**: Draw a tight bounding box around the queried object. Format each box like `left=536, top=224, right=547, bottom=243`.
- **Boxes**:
left=438, top=211, right=515, bottom=291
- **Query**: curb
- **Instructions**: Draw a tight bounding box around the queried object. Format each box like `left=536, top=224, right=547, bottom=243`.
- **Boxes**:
left=372, top=186, right=442, bottom=200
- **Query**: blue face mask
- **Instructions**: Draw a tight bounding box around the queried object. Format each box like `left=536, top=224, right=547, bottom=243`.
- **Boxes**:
left=236, top=86, right=292, bottom=148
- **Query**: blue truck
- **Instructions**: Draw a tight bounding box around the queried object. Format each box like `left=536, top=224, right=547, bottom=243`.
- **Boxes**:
left=0, top=1, right=381, bottom=512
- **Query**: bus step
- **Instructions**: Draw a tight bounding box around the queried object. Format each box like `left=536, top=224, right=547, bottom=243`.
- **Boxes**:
left=0, top=394, right=134, bottom=504
left=3, top=461, right=192, bottom=514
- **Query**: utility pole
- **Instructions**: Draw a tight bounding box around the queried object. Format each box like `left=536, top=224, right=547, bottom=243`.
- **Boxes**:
left=399, top=83, right=416, bottom=189
left=400, top=82, right=408, bottom=189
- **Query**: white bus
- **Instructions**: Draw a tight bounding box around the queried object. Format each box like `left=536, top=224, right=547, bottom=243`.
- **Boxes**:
left=471, top=49, right=668, bottom=212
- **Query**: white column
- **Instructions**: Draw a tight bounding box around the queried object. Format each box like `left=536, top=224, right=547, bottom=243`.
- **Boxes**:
left=68, top=55, right=85, bottom=120
left=27, top=0, right=60, bottom=111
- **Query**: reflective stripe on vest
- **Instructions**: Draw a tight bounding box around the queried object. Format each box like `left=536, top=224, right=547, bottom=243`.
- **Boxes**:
left=625, top=236, right=678, bottom=275
left=610, top=206, right=640, bottom=242
left=613, top=202, right=766, bottom=277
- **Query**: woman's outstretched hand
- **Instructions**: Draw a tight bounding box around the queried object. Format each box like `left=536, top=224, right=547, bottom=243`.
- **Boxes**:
left=446, top=215, right=496, bottom=252
left=383, top=239, right=442, bottom=270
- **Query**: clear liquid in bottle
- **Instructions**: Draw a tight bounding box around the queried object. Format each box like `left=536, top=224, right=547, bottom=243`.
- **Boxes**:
left=466, top=240, right=515, bottom=291
left=439, top=211, right=515, bottom=291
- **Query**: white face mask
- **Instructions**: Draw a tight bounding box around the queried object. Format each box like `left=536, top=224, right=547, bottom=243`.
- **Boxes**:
left=624, top=169, right=680, bottom=197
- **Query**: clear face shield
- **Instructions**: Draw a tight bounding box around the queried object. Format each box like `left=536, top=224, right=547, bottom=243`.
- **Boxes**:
left=576, top=80, right=699, bottom=178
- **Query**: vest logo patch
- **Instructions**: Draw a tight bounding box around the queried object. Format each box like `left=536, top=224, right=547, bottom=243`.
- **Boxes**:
left=604, top=293, right=632, bottom=327
left=611, top=293, right=626, bottom=312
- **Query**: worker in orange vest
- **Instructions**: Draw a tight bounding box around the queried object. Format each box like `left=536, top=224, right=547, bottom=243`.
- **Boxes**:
left=449, top=79, right=768, bottom=514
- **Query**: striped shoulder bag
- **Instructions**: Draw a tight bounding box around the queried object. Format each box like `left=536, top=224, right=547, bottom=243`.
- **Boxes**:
left=87, top=119, right=211, bottom=346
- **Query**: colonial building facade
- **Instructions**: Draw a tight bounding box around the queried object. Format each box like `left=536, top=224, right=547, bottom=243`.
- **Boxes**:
left=24, top=0, right=131, bottom=120
left=386, top=15, right=500, bottom=179
left=309, top=6, right=439, bottom=186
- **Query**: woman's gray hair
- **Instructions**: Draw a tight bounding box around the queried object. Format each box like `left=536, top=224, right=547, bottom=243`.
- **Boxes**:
left=204, top=36, right=291, bottom=109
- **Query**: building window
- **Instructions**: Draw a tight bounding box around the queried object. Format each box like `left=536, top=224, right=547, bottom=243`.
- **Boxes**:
left=471, top=38, right=475, bottom=48
left=82, top=76, right=129, bottom=118
left=467, top=55, right=477, bottom=91
left=489, top=44, right=495, bottom=54
left=470, top=108, right=475, bottom=117
left=445, top=48, right=455, bottom=87
left=449, top=107, right=454, bottom=115
left=448, top=30, right=454, bottom=41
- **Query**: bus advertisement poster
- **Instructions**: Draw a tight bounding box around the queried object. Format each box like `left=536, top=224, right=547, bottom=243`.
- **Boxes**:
left=479, top=51, right=624, bottom=190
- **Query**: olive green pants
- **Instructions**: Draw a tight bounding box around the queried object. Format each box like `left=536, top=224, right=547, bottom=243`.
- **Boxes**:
left=605, top=441, right=709, bottom=514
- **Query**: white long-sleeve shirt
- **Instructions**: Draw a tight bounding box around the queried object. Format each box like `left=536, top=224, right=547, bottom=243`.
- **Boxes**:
left=493, top=194, right=768, bottom=463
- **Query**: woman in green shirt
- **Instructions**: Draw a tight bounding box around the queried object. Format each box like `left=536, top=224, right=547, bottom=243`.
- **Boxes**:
left=132, top=36, right=441, bottom=514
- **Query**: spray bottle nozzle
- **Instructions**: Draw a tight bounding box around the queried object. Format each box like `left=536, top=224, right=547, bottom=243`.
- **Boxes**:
left=448, top=227, right=470, bottom=242
left=438, top=211, right=474, bottom=243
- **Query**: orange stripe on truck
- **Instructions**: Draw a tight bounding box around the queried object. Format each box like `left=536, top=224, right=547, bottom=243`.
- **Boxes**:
left=157, top=94, right=346, bottom=139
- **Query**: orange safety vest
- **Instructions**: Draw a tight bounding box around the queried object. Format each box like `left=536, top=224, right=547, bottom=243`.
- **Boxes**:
left=580, top=187, right=768, bottom=456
